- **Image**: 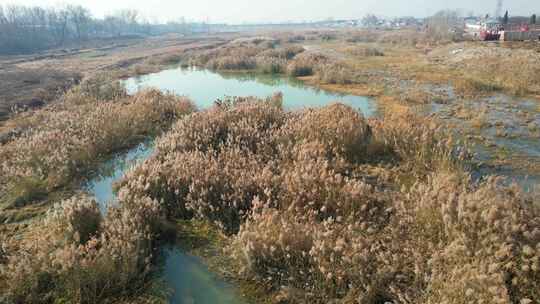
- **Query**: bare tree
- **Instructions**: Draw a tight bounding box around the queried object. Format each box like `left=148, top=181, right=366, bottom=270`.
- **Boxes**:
left=103, top=15, right=122, bottom=37
left=0, top=5, right=7, bottom=33
left=426, top=10, right=464, bottom=42
left=0, top=3, right=194, bottom=55
left=0, top=5, right=5, bottom=23
left=362, top=14, right=379, bottom=28
left=47, top=7, right=70, bottom=45
left=67, top=5, right=91, bottom=41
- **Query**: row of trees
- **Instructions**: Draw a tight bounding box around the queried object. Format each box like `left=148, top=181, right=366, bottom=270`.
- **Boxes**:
left=0, top=4, right=192, bottom=55
left=502, top=11, right=538, bottom=25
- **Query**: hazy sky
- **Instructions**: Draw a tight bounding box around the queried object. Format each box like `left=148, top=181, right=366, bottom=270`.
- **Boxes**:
left=3, top=0, right=540, bottom=23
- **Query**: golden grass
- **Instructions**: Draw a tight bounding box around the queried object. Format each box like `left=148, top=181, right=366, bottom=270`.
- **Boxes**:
left=0, top=75, right=195, bottom=210
left=1, top=195, right=162, bottom=304
left=3, top=30, right=540, bottom=304
left=299, top=76, right=384, bottom=97
left=112, top=100, right=539, bottom=304
left=2, top=98, right=538, bottom=303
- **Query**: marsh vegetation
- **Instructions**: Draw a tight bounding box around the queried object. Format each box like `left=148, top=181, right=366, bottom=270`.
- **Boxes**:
left=1, top=21, right=540, bottom=304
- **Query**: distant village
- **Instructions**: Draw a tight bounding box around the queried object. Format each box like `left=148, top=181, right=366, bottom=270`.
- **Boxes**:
left=210, top=12, right=539, bottom=42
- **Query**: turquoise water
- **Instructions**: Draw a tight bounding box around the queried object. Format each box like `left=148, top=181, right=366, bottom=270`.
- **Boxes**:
left=86, top=142, right=153, bottom=213
left=85, top=68, right=377, bottom=304
left=86, top=143, right=247, bottom=304
left=124, top=67, right=376, bottom=116
left=163, top=247, right=247, bottom=304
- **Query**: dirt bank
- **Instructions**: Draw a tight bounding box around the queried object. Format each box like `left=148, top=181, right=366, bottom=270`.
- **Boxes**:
left=0, top=33, right=236, bottom=124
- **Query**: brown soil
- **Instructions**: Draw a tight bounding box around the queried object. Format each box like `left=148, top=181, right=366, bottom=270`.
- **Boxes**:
left=0, top=33, right=237, bottom=124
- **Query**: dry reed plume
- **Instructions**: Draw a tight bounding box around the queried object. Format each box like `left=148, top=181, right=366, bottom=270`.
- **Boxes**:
left=2, top=95, right=538, bottom=304
left=111, top=99, right=538, bottom=303
left=0, top=75, right=194, bottom=209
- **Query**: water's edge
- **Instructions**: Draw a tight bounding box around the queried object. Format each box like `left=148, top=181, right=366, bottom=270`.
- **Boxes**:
left=85, top=66, right=536, bottom=303
left=86, top=143, right=248, bottom=304
left=85, top=68, right=379, bottom=303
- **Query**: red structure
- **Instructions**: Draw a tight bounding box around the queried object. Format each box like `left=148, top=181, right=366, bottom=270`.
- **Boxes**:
left=479, top=19, right=503, bottom=41
left=480, top=29, right=501, bottom=41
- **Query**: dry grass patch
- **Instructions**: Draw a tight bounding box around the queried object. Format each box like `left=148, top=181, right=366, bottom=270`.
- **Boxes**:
left=113, top=99, right=518, bottom=303
left=3, top=96, right=538, bottom=303
left=0, top=75, right=194, bottom=210
left=0, top=195, right=162, bottom=304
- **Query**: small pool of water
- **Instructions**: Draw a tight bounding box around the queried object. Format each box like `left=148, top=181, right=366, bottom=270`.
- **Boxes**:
left=86, top=142, right=153, bottom=213
left=86, top=143, right=247, bottom=304
left=163, top=247, right=247, bottom=304
left=124, top=67, right=376, bottom=116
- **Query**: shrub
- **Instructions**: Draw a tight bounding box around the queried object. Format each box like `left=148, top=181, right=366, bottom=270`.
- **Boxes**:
left=206, top=55, right=257, bottom=70
left=321, top=33, right=336, bottom=41
left=369, top=113, right=469, bottom=178
left=345, top=46, right=385, bottom=57
left=119, top=98, right=286, bottom=233
left=286, top=52, right=329, bottom=77
left=66, top=73, right=127, bottom=102
left=257, top=46, right=305, bottom=60
left=377, top=30, right=428, bottom=46
left=401, top=173, right=540, bottom=304
left=454, top=77, right=501, bottom=97
left=6, top=97, right=532, bottom=304
left=187, top=44, right=266, bottom=69
left=0, top=195, right=160, bottom=304
left=399, top=86, right=435, bottom=104
left=282, top=103, right=372, bottom=162
left=44, top=195, right=102, bottom=245
left=152, top=53, right=184, bottom=65
left=0, top=88, right=194, bottom=207
left=190, top=44, right=305, bottom=74
left=278, top=154, right=390, bottom=225
left=255, top=56, right=287, bottom=74
left=345, top=31, right=381, bottom=43
left=231, top=203, right=319, bottom=289
left=286, top=61, right=314, bottom=77
left=112, top=100, right=537, bottom=304
left=233, top=169, right=540, bottom=303
left=315, top=63, right=356, bottom=85
left=284, top=35, right=306, bottom=43
left=1, top=176, right=48, bottom=209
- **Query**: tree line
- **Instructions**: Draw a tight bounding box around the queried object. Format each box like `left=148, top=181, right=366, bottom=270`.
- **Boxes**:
left=0, top=4, right=193, bottom=55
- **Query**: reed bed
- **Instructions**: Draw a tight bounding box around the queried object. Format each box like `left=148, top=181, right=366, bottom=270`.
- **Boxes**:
left=0, top=74, right=195, bottom=303
left=0, top=75, right=195, bottom=209
left=2, top=97, right=538, bottom=304
left=184, top=41, right=369, bottom=86
left=110, top=99, right=539, bottom=303
left=184, top=41, right=352, bottom=80
left=1, top=195, right=161, bottom=304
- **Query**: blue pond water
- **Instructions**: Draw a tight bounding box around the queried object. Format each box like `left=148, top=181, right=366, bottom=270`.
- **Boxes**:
left=86, top=142, right=247, bottom=304
left=86, top=142, right=153, bottom=213
left=85, top=68, right=378, bottom=303
left=124, top=67, right=376, bottom=116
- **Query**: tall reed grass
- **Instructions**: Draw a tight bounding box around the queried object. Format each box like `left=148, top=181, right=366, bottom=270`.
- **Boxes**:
left=2, top=97, right=538, bottom=304
left=0, top=75, right=194, bottom=209
left=110, top=99, right=537, bottom=304
left=1, top=195, right=161, bottom=303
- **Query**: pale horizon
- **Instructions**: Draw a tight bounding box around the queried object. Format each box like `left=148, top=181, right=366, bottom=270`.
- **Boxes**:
left=2, top=0, right=539, bottom=24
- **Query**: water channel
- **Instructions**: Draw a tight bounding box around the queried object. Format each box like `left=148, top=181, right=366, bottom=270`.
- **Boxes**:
left=86, top=67, right=377, bottom=303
